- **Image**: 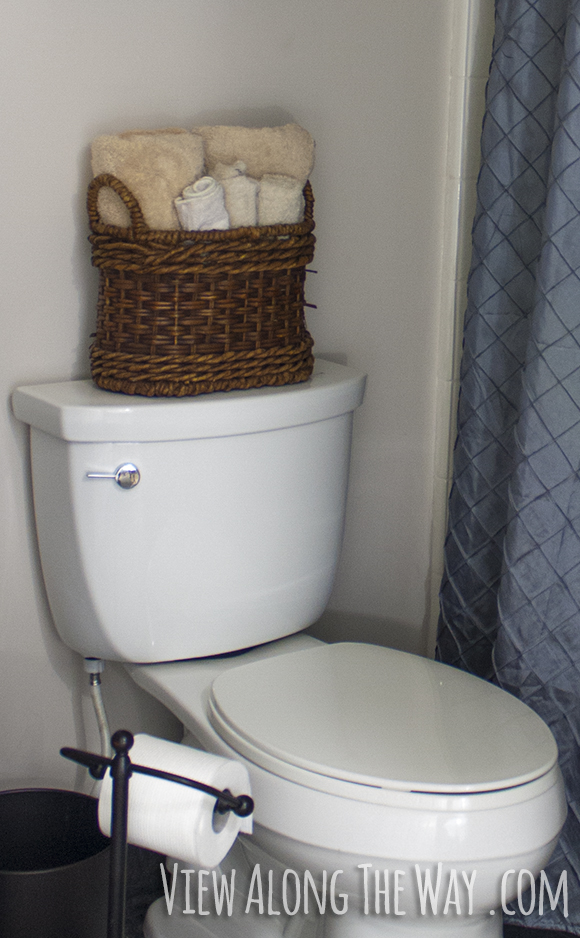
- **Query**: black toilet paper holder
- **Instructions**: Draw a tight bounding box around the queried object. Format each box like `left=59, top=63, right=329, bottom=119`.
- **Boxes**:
left=61, top=729, right=254, bottom=938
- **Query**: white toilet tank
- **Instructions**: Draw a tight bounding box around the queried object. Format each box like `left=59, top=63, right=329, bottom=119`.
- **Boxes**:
left=13, top=360, right=365, bottom=662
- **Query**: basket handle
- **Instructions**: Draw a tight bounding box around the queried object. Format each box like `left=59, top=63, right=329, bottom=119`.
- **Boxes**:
left=87, top=173, right=151, bottom=235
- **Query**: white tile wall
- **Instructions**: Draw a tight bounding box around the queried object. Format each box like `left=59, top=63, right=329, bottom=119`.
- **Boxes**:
left=425, top=0, right=495, bottom=653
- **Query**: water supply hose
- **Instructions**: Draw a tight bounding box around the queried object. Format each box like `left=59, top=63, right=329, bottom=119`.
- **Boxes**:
left=84, top=657, right=111, bottom=758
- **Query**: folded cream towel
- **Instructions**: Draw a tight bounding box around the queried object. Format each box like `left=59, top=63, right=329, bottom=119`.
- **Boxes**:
left=191, top=123, right=314, bottom=185
left=91, top=130, right=205, bottom=229
left=258, top=174, right=305, bottom=225
left=213, top=161, right=259, bottom=228
left=174, top=176, right=230, bottom=231
left=118, top=127, right=188, bottom=137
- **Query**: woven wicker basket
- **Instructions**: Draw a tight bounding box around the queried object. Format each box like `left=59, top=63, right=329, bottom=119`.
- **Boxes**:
left=87, top=174, right=316, bottom=397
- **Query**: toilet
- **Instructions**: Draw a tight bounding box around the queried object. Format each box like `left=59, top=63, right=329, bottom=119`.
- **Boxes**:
left=13, top=359, right=566, bottom=938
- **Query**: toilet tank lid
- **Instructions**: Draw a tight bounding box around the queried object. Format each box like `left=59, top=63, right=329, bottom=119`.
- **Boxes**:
left=12, top=360, right=366, bottom=442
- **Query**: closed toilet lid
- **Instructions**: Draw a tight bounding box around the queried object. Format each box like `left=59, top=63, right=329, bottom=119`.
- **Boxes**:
left=208, top=643, right=558, bottom=794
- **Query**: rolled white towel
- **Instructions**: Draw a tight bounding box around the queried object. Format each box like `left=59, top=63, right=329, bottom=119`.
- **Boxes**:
left=213, top=161, right=259, bottom=228
left=174, top=176, right=230, bottom=231
left=257, top=174, right=305, bottom=226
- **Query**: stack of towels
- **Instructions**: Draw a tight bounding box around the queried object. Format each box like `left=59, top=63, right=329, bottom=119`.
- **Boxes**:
left=91, top=124, right=315, bottom=231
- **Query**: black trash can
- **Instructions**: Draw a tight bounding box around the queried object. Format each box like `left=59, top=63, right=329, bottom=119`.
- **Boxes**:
left=0, top=788, right=111, bottom=938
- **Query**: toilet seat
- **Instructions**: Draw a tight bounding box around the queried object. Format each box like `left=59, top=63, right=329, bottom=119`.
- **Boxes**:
left=128, top=637, right=566, bottom=861
left=209, top=642, right=557, bottom=796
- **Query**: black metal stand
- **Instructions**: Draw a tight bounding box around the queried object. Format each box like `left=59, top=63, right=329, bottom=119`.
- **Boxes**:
left=61, top=729, right=254, bottom=938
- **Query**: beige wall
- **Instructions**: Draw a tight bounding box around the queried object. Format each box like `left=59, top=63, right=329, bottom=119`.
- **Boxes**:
left=0, top=0, right=493, bottom=788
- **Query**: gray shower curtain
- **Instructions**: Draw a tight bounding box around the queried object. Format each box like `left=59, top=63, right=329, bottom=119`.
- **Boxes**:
left=438, top=1, right=580, bottom=931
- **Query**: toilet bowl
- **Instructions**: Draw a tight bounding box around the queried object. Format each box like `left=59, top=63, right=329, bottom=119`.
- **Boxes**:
left=12, top=360, right=567, bottom=938
left=128, top=635, right=567, bottom=938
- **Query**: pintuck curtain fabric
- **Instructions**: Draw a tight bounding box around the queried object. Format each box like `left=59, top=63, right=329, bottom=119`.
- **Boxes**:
left=438, top=1, right=580, bottom=931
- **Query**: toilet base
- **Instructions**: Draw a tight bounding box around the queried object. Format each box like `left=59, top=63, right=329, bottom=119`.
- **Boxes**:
left=143, top=893, right=503, bottom=938
left=322, top=909, right=503, bottom=938
left=142, top=842, right=318, bottom=938
left=143, top=895, right=291, bottom=938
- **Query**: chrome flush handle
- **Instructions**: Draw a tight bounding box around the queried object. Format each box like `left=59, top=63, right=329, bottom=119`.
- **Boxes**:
left=86, top=463, right=140, bottom=489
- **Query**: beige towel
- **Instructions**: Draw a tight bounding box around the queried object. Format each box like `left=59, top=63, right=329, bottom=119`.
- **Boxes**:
left=191, top=123, right=314, bottom=186
left=213, top=161, right=259, bottom=228
left=91, top=130, right=205, bottom=229
left=118, top=127, right=188, bottom=138
left=258, top=174, right=305, bottom=225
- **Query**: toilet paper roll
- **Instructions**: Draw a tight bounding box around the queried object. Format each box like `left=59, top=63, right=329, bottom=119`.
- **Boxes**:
left=98, top=734, right=252, bottom=868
